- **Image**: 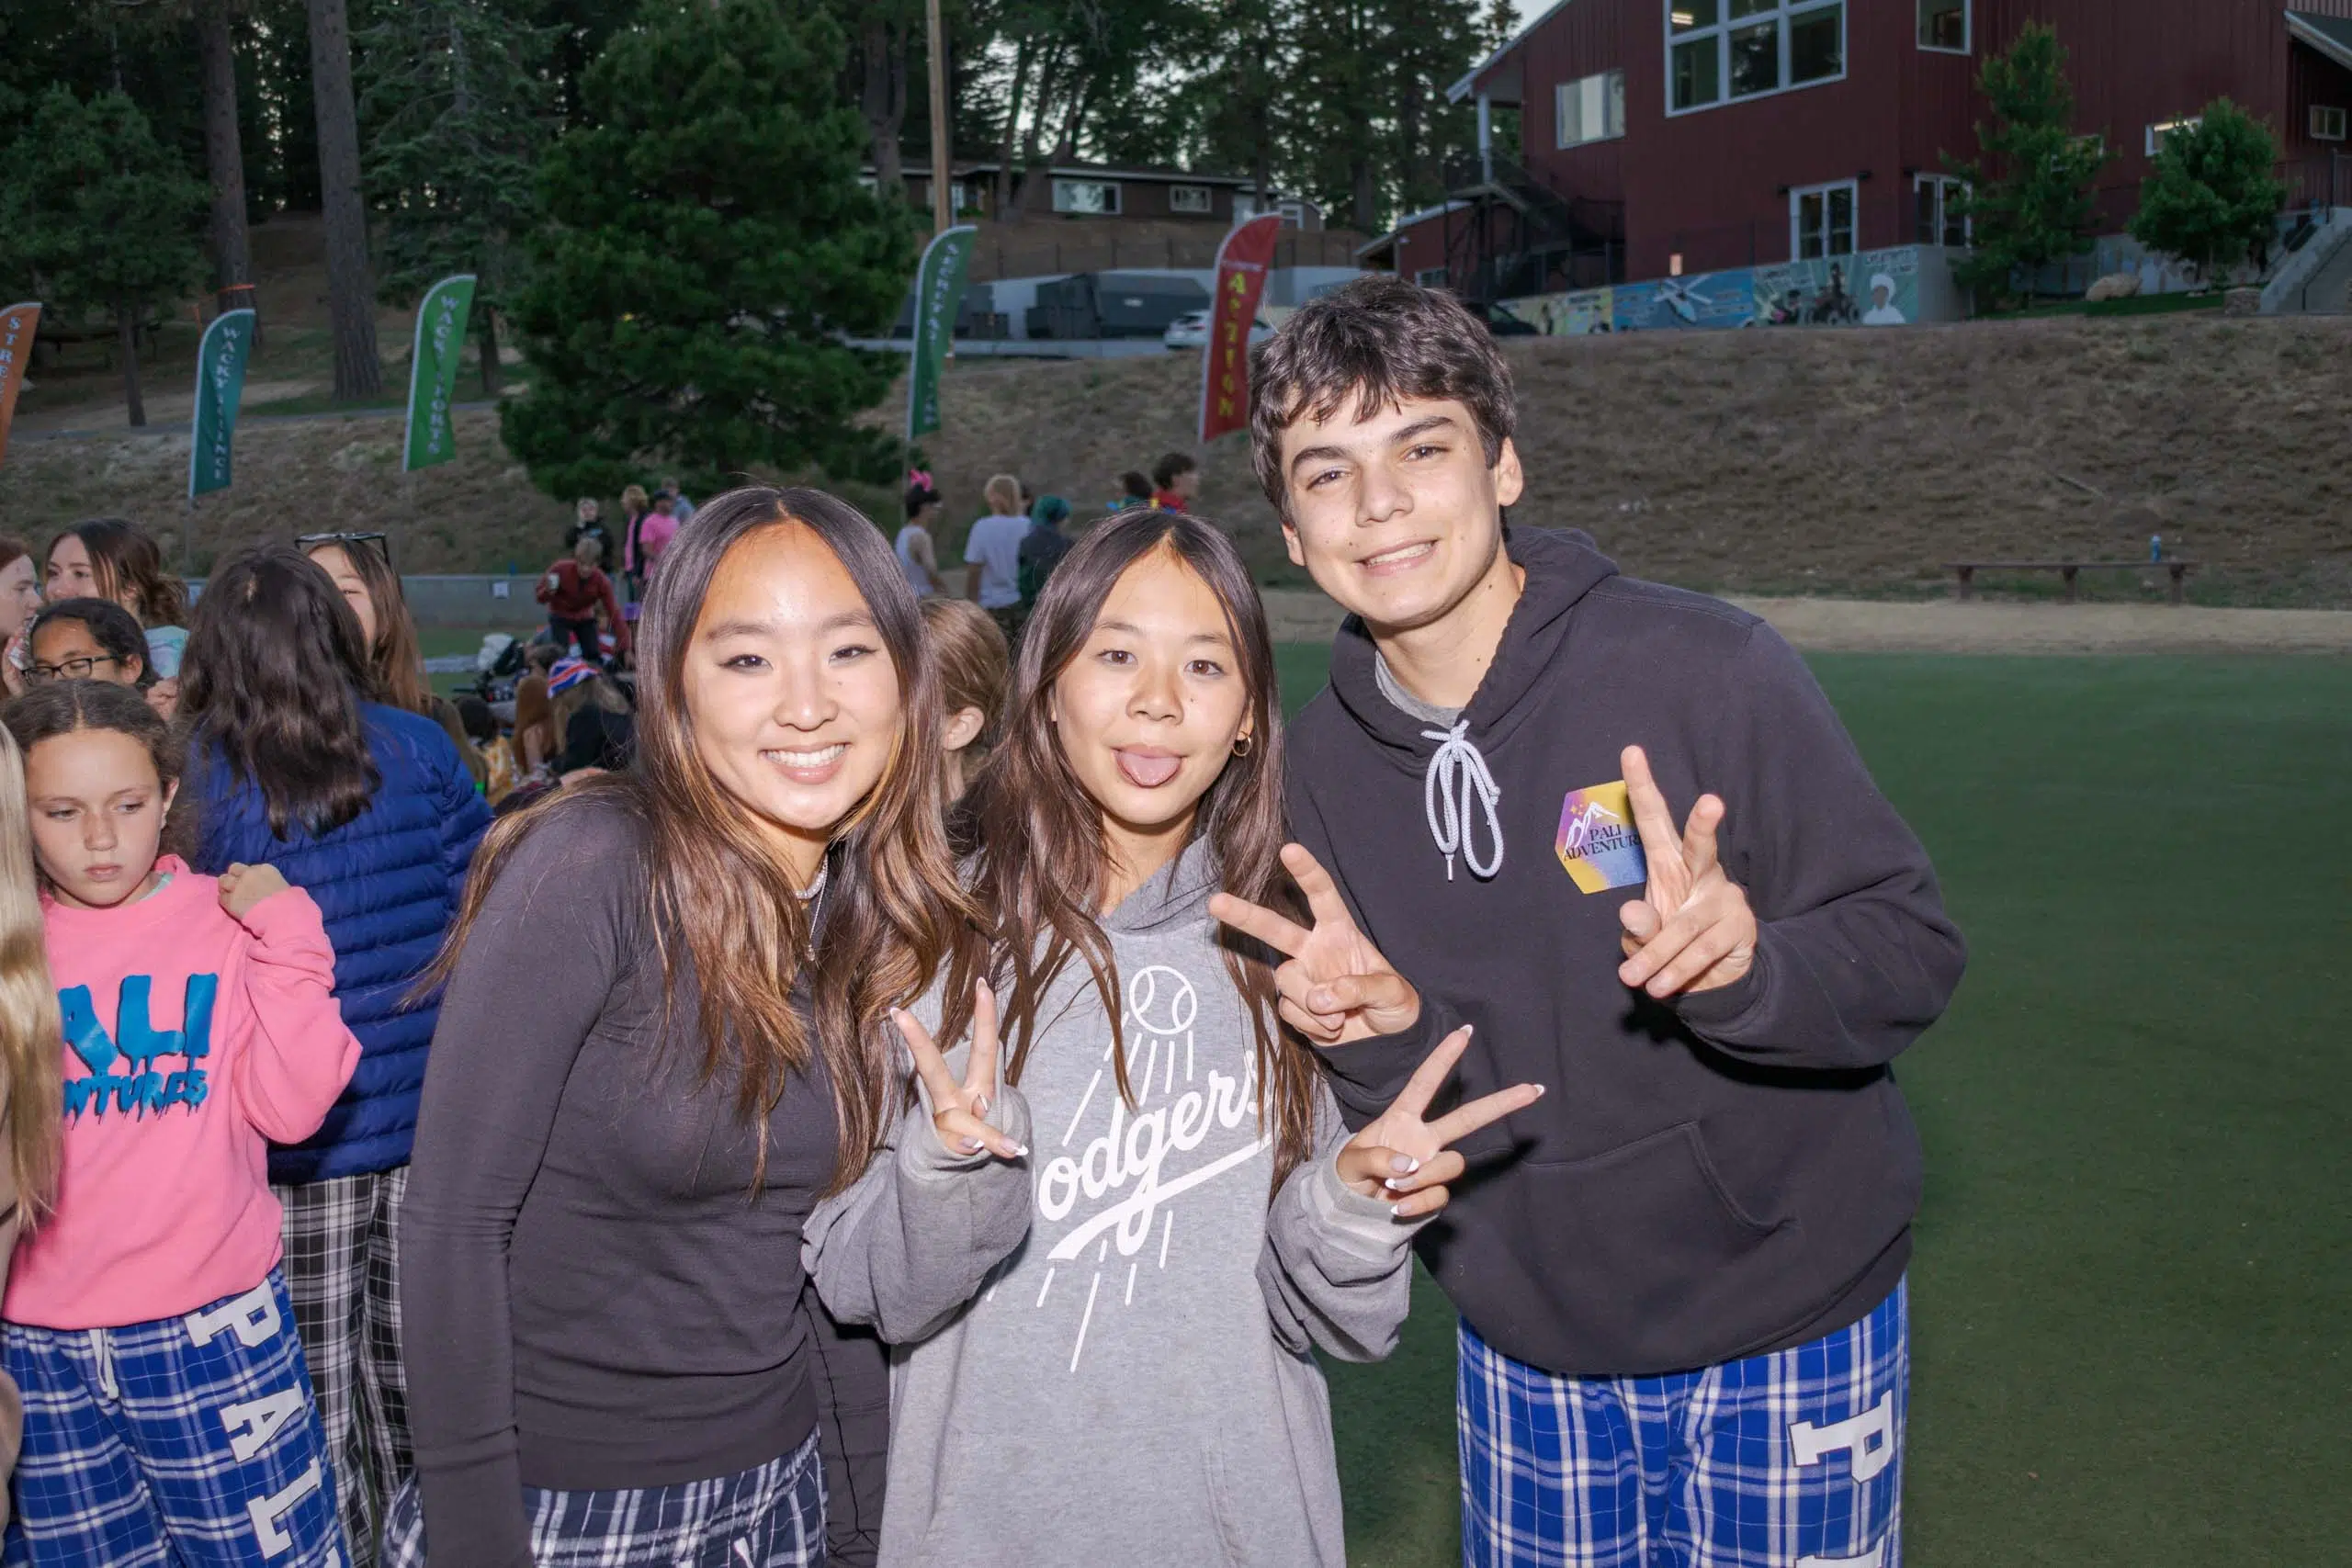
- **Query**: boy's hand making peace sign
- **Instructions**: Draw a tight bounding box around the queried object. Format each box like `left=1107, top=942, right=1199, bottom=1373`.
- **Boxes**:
left=1208, top=844, right=1422, bottom=1046
left=1615, top=745, right=1758, bottom=998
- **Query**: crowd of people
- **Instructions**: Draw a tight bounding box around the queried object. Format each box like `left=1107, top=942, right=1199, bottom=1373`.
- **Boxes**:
left=0, top=277, right=1961, bottom=1568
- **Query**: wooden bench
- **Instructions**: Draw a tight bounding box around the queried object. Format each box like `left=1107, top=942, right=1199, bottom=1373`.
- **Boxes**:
left=1946, top=560, right=2199, bottom=605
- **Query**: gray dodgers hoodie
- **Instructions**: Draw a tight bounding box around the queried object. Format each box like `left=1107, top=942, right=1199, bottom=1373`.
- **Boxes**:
left=805, top=840, right=1419, bottom=1568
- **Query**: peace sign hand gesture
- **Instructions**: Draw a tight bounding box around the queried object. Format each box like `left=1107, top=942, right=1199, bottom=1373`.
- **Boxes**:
left=891, top=981, right=1029, bottom=1163
left=1209, top=843, right=1421, bottom=1047
left=1615, top=745, right=1758, bottom=998
left=1335, top=1028, right=1544, bottom=1219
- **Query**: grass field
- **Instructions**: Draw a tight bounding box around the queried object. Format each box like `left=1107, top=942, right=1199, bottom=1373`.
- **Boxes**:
left=1273, top=649, right=2352, bottom=1567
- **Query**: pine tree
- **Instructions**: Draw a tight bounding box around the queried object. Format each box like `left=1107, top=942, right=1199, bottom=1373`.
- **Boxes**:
left=1948, top=21, right=2112, bottom=307
left=3, top=86, right=208, bottom=426
left=308, top=0, right=384, bottom=398
left=2129, top=98, right=2285, bottom=282
left=359, top=0, right=556, bottom=396
left=502, top=0, right=918, bottom=499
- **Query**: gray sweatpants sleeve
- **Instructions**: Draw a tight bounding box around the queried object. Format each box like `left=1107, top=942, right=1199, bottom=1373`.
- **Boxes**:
left=803, top=1082, right=1035, bottom=1345
left=1258, top=1086, right=1426, bottom=1363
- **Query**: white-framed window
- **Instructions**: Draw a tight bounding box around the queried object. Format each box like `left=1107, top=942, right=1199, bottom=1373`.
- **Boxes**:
left=2145, top=118, right=2199, bottom=156
left=1915, top=174, right=1969, bottom=246
left=1668, top=0, right=1844, bottom=115
left=949, top=181, right=970, bottom=212
left=1555, top=70, right=1627, bottom=147
left=1415, top=265, right=1449, bottom=287
left=1790, top=178, right=1857, bottom=260
left=2312, top=105, right=2348, bottom=142
left=1917, top=0, right=1967, bottom=52
left=1169, top=183, right=1213, bottom=213
left=1052, top=178, right=1122, bottom=215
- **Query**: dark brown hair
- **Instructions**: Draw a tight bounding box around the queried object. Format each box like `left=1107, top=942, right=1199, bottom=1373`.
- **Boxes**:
left=433, top=487, right=975, bottom=1192
left=306, top=536, right=432, bottom=716
left=1150, top=451, right=1196, bottom=491
left=4, top=679, right=198, bottom=871
left=178, top=546, right=380, bottom=840
left=0, top=536, right=28, bottom=575
left=48, top=519, right=187, bottom=627
left=1248, top=274, right=1516, bottom=520
left=938, top=510, right=1316, bottom=1190
left=921, top=597, right=1008, bottom=755
left=28, top=599, right=154, bottom=691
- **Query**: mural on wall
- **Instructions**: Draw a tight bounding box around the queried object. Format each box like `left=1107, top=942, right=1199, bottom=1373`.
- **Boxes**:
left=1611, top=270, right=1758, bottom=331
left=1503, top=246, right=1940, bottom=333
left=1523, top=288, right=1615, bottom=335
left=1753, top=247, right=1919, bottom=327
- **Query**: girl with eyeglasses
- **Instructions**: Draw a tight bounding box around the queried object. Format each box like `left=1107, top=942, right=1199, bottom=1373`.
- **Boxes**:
left=23, top=601, right=168, bottom=721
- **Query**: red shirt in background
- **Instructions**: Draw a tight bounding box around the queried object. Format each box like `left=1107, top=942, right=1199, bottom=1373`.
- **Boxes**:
left=1150, top=490, right=1190, bottom=513
left=536, top=558, right=630, bottom=652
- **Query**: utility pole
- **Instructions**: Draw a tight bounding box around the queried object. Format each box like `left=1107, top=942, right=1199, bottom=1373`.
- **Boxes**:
left=926, top=0, right=952, bottom=234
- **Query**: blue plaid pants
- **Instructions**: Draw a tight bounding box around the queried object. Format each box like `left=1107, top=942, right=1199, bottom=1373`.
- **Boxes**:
left=3, top=1266, right=345, bottom=1567
left=1459, top=1279, right=1906, bottom=1568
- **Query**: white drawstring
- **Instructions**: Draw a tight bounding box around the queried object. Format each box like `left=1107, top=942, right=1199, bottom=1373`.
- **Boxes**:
left=1423, top=722, right=1504, bottom=881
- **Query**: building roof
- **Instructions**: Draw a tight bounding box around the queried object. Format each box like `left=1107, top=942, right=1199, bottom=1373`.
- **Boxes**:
left=886, top=158, right=1256, bottom=188
left=2287, top=8, right=2352, bottom=72
left=1355, top=201, right=1474, bottom=260
left=1447, top=0, right=1582, bottom=105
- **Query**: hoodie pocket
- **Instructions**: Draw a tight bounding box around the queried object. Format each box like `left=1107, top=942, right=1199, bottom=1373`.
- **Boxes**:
left=1489, top=1120, right=1803, bottom=1369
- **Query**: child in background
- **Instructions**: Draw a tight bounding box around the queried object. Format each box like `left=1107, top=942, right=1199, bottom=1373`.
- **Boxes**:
left=918, top=598, right=1008, bottom=806
left=1148, top=451, right=1199, bottom=513
left=1, top=680, right=359, bottom=1566
left=1113, top=470, right=1154, bottom=512
left=0, top=726, right=63, bottom=1534
left=457, top=696, right=518, bottom=807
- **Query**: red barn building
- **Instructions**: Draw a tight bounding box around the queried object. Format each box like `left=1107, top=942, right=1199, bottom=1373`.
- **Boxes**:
left=1370, top=0, right=2352, bottom=297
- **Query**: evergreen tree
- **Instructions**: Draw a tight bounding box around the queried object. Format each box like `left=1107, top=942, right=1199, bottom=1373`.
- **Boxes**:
left=307, top=0, right=384, bottom=398
left=3, top=87, right=207, bottom=426
left=360, top=0, right=555, bottom=395
left=1948, top=21, right=2112, bottom=306
left=2129, top=98, right=2285, bottom=282
left=502, top=0, right=917, bottom=499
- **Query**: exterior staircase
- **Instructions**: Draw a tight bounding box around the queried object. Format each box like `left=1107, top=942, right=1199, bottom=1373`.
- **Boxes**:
left=2261, top=208, right=2352, bottom=314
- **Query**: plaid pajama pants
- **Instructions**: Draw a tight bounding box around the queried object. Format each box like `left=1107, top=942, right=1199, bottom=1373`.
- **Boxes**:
left=1458, top=1279, right=1906, bottom=1568
left=378, top=1428, right=826, bottom=1566
left=274, top=1168, right=411, bottom=1568
left=2, top=1267, right=345, bottom=1566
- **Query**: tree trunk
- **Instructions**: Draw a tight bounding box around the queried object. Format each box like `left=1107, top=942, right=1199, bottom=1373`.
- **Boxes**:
left=197, top=0, right=258, bottom=346
left=992, top=36, right=1033, bottom=219
left=862, top=19, right=908, bottom=192
left=116, top=304, right=146, bottom=428
left=477, top=306, right=502, bottom=397
left=307, top=0, right=383, bottom=400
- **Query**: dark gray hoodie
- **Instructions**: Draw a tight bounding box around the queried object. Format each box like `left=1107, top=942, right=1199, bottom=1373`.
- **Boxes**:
left=1285, top=527, right=1966, bottom=1378
left=805, top=840, right=1419, bottom=1567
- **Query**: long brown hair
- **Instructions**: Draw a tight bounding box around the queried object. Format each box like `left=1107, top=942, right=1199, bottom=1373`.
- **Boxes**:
left=0, top=725, right=61, bottom=1230
left=50, top=519, right=187, bottom=627
left=179, top=547, right=380, bottom=840
left=939, top=511, right=1315, bottom=1190
left=432, top=487, right=974, bottom=1190
left=307, top=538, right=430, bottom=716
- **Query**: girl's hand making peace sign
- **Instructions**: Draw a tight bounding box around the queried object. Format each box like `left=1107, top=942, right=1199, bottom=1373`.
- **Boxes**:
left=1335, top=1028, right=1544, bottom=1219
left=891, top=981, right=1029, bottom=1163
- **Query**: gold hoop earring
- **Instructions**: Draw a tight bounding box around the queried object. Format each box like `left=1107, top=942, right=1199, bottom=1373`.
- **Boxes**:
left=1232, top=734, right=1253, bottom=758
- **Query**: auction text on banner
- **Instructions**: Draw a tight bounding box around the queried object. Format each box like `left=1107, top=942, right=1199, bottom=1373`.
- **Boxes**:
left=907, top=225, right=977, bottom=443
left=403, top=274, right=478, bottom=472
left=187, top=308, right=256, bottom=500
left=1198, top=214, right=1282, bottom=443
left=0, top=302, right=40, bottom=469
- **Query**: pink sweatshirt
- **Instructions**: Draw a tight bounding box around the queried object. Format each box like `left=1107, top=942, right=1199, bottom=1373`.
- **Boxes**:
left=6, top=860, right=361, bottom=1330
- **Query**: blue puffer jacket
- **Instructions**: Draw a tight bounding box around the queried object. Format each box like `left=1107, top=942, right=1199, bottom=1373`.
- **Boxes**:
left=192, top=702, right=492, bottom=1184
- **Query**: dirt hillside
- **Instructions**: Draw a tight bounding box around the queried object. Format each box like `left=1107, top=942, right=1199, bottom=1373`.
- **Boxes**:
left=4, top=310, right=2348, bottom=602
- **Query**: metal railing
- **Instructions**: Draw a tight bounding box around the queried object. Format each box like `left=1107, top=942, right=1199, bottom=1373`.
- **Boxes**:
left=966, top=228, right=1365, bottom=282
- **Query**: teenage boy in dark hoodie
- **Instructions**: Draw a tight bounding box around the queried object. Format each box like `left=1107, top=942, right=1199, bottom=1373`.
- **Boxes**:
left=1211, top=275, right=1964, bottom=1568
